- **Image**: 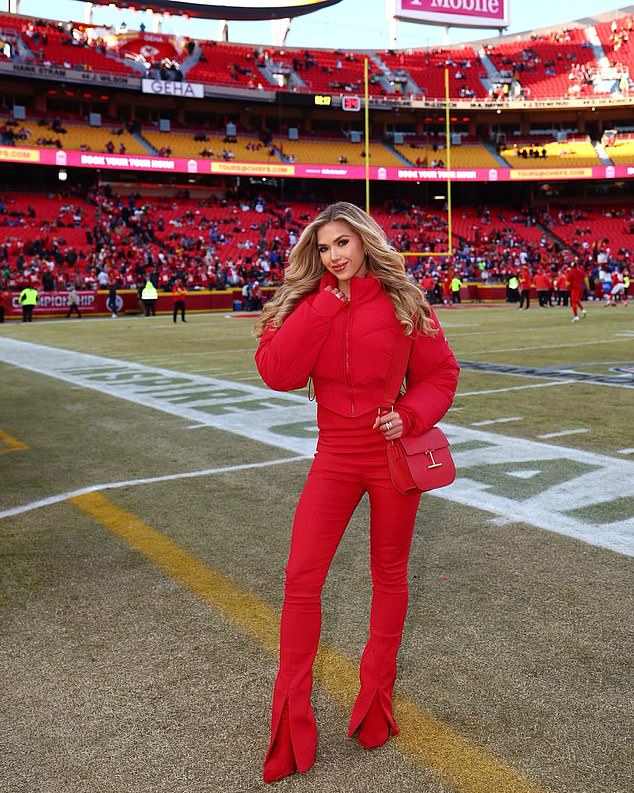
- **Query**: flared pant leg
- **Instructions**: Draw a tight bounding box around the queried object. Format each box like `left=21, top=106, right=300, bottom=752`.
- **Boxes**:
left=265, top=451, right=364, bottom=772
left=348, top=476, right=421, bottom=739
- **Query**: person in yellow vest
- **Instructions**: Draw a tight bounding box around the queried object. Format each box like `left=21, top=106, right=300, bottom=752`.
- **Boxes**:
left=141, top=279, right=158, bottom=316
left=623, top=270, right=630, bottom=306
left=18, top=284, right=39, bottom=322
left=507, top=273, right=520, bottom=304
left=450, top=274, right=462, bottom=304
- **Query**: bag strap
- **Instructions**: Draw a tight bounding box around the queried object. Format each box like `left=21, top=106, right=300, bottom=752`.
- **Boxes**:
left=381, top=333, right=414, bottom=408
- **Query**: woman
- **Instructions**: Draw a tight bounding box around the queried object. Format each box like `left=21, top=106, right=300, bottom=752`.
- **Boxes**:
left=254, top=202, right=459, bottom=783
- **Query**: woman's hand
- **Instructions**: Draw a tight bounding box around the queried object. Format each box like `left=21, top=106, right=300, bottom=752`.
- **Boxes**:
left=373, top=410, right=403, bottom=440
left=324, top=284, right=348, bottom=301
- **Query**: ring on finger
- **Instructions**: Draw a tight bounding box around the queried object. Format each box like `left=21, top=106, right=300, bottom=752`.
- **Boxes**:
left=385, top=421, right=393, bottom=430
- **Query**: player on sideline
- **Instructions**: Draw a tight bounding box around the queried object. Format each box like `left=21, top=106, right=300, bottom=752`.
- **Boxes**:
left=568, top=260, right=587, bottom=322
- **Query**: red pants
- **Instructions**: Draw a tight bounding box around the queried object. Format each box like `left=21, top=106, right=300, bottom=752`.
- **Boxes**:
left=265, top=407, right=422, bottom=771
left=571, top=288, right=584, bottom=316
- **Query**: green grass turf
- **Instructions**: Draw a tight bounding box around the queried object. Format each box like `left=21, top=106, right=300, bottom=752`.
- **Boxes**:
left=0, top=303, right=632, bottom=793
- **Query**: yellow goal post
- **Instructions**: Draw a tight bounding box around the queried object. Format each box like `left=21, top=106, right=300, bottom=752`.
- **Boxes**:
left=363, top=59, right=453, bottom=260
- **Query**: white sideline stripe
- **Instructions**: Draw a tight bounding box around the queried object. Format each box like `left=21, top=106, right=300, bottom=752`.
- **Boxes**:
left=459, top=381, right=571, bottom=396
left=472, top=417, right=522, bottom=426
left=618, top=448, right=634, bottom=455
left=0, top=456, right=310, bottom=520
left=538, top=429, right=590, bottom=438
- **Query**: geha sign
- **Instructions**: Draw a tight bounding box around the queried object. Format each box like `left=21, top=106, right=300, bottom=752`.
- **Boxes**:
left=395, top=0, right=509, bottom=28
left=141, top=79, right=204, bottom=99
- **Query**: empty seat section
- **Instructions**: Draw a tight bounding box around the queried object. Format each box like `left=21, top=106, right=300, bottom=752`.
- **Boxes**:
left=282, top=139, right=403, bottom=166
left=186, top=42, right=276, bottom=88
left=485, top=28, right=597, bottom=99
left=500, top=138, right=599, bottom=167
left=380, top=46, right=487, bottom=100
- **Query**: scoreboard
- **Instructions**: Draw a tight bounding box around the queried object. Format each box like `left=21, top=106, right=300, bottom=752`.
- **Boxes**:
left=341, top=95, right=362, bottom=112
left=280, top=93, right=361, bottom=110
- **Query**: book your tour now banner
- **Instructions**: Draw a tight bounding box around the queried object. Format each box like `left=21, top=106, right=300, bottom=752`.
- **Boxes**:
left=0, top=146, right=630, bottom=183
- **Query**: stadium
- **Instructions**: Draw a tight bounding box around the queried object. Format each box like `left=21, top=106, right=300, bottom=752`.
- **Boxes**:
left=1, top=1, right=632, bottom=791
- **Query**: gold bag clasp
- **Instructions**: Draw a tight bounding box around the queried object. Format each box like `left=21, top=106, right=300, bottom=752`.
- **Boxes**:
left=426, top=449, right=443, bottom=469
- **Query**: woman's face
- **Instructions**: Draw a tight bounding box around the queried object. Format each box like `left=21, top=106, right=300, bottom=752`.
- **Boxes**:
left=316, top=220, right=367, bottom=295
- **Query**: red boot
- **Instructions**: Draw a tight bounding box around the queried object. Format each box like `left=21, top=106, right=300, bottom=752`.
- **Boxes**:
left=357, top=692, right=399, bottom=749
left=348, top=587, right=406, bottom=748
left=263, top=701, right=297, bottom=783
left=263, top=597, right=319, bottom=782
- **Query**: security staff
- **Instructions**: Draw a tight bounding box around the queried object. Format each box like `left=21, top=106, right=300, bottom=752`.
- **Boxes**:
left=18, top=285, right=39, bottom=322
left=507, top=273, right=520, bottom=303
left=450, top=275, right=462, bottom=304
left=141, top=279, right=158, bottom=316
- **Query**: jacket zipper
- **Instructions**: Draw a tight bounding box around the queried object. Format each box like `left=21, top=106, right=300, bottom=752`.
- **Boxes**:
left=343, top=302, right=355, bottom=415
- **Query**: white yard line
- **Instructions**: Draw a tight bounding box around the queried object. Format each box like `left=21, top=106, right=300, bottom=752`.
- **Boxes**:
left=459, top=381, right=572, bottom=397
left=538, top=429, right=590, bottom=438
left=466, top=338, right=627, bottom=354
left=472, top=417, right=523, bottom=426
left=0, top=456, right=310, bottom=520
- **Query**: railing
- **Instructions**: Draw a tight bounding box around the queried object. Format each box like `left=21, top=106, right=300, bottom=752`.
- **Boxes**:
left=0, top=59, right=630, bottom=111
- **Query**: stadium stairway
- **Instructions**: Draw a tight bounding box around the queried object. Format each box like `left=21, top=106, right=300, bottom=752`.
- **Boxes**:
left=585, top=24, right=631, bottom=96
left=585, top=24, right=611, bottom=89
left=382, top=140, right=416, bottom=166
left=257, top=55, right=307, bottom=91
left=370, top=52, right=418, bottom=96
left=180, top=43, right=202, bottom=78
left=483, top=141, right=509, bottom=167
left=534, top=221, right=577, bottom=260
left=593, top=140, right=613, bottom=166
left=475, top=47, right=499, bottom=94
left=133, top=130, right=159, bottom=155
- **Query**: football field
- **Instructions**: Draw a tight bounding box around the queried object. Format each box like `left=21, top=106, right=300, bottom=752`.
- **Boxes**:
left=1, top=302, right=632, bottom=793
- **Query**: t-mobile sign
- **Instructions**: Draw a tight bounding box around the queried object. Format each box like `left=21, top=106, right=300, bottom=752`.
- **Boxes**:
left=395, top=0, right=509, bottom=28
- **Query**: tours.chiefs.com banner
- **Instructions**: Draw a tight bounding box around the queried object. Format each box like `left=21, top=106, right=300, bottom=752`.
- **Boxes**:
left=395, top=0, right=509, bottom=29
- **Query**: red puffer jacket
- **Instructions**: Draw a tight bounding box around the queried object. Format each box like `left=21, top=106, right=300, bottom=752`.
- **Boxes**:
left=255, top=272, right=459, bottom=436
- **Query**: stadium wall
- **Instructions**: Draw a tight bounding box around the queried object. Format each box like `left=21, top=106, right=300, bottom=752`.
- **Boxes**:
left=5, top=288, right=260, bottom=319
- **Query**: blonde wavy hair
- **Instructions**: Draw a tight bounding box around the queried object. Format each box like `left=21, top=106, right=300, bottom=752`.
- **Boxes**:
left=254, top=201, right=437, bottom=338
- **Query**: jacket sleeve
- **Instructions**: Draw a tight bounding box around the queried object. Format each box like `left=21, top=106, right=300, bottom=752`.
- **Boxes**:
left=395, top=316, right=460, bottom=436
left=255, top=290, right=346, bottom=392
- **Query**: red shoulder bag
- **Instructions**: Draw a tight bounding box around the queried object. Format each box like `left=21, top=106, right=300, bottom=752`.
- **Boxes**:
left=382, top=334, right=456, bottom=494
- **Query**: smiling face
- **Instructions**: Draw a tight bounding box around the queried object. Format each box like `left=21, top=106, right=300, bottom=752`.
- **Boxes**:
left=316, top=220, right=368, bottom=297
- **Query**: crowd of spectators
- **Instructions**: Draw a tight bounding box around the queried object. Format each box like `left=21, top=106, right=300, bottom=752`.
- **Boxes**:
left=0, top=190, right=630, bottom=310
left=567, top=62, right=597, bottom=94
left=0, top=117, right=64, bottom=146
left=0, top=10, right=632, bottom=104
left=607, top=16, right=632, bottom=52
left=511, top=145, right=548, bottom=159
left=0, top=188, right=294, bottom=296
left=19, top=18, right=132, bottom=74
